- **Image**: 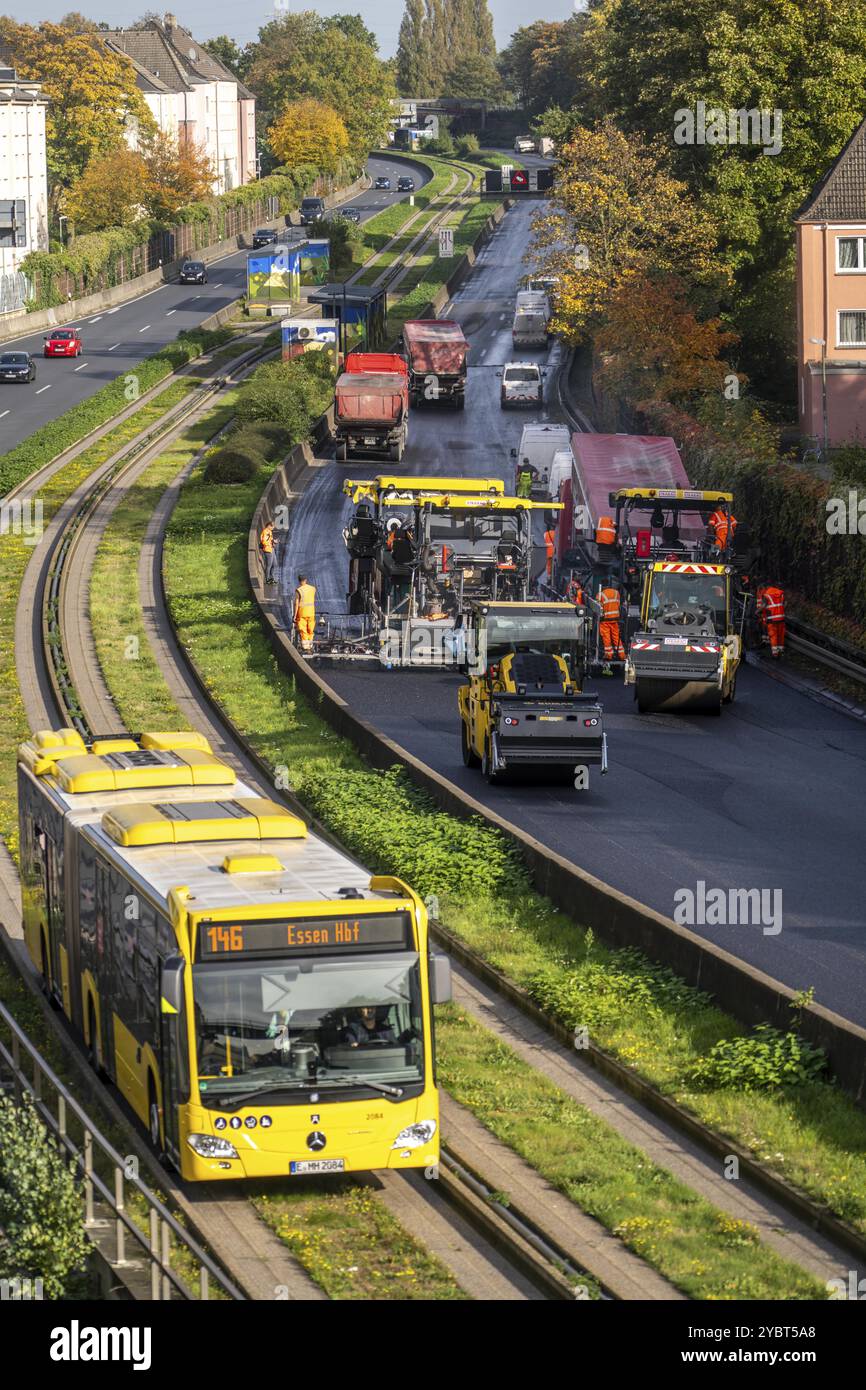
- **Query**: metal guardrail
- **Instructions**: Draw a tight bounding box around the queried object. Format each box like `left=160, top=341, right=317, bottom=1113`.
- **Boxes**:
left=0, top=999, right=244, bottom=1301
left=786, top=617, right=866, bottom=686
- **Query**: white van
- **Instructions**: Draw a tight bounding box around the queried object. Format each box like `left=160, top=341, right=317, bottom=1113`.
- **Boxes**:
left=499, top=361, right=545, bottom=408
left=511, top=423, right=572, bottom=499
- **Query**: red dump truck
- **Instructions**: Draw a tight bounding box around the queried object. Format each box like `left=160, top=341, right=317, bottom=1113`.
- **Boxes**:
left=334, top=352, right=409, bottom=463
left=402, top=319, right=469, bottom=409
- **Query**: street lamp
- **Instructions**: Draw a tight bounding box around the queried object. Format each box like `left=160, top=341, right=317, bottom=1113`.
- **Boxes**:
left=809, top=336, right=828, bottom=460
left=58, top=215, right=68, bottom=243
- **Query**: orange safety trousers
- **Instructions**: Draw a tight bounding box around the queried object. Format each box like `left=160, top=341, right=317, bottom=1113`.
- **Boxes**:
left=600, top=621, right=625, bottom=661
left=766, top=619, right=785, bottom=654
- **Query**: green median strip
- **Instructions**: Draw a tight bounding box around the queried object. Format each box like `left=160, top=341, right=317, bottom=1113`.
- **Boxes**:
left=437, top=1004, right=824, bottom=1301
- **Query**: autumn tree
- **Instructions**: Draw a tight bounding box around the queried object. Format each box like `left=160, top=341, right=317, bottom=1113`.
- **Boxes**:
left=396, top=0, right=497, bottom=97
left=594, top=274, right=739, bottom=407
left=139, top=131, right=214, bottom=220
left=530, top=120, right=725, bottom=344
left=268, top=99, right=350, bottom=175
left=0, top=20, right=153, bottom=215
left=498, top=16, right=591, bottom=114
left=65, top=146, right=147, bottom=230
left=245, top=14, right=394, bottom=160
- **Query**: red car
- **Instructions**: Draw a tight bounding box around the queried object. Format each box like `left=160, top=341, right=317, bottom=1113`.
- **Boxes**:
left=43, top=328, right=82, bottom=358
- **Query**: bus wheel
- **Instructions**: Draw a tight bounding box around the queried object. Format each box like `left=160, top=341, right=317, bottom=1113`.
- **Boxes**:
left=148, top=1077, right=162, bottom=1153
left=461, top=721, right=480, bottom=768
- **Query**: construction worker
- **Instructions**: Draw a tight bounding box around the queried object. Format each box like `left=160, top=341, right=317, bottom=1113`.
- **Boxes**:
left=566, top=576, right=586, bottom=605
left=708, top=506, right=737, bottom=553
left=544, top=526, right=556, bottom=581
left=517, top=466, right=534, bottom=499
left=293, top=572, right=317, bottom=654
left=757, top=584, right=786, bottom=657
left=595, top=514, right=617, bottom=547
left=597, top=582, right=626, bottom=672
left=259, top=519, right=277, bottom=585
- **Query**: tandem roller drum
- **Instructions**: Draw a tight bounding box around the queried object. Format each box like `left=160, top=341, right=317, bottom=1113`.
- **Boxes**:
left=635, top=677, right=722, bottom=715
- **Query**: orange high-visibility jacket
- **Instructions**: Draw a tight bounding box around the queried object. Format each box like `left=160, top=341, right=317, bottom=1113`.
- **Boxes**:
left=708, top=508, right=737, bottom=547
left=294, top=581, right=316, bottom=618
left=598, top=587, right=621, bottom=619
left=260, top=524, right=274, bottom=553
left=544, top=529, right=556, bottom=557
left=596, top=515, right=616, bottom=546
left=567, top=580, right=585, bottom=605
left=759, top=586, right=785, bottom=620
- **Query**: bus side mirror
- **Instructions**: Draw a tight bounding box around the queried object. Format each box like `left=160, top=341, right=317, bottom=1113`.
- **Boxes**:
left=161, top=956, right=185, bottom=1014
left=429, top=952, right=452, bottom=1004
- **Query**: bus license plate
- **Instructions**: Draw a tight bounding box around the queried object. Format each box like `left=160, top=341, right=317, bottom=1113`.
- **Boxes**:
left=290, top=1158, right=345, bottom=1175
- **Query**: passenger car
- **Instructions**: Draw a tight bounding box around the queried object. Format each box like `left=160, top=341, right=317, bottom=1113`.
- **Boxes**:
left=0, top=351, right=36, bottom=382
left=397, top=176, right=415, bottom=192
left=375, top=175, right=392, bottom=190
left=337, top=205, right=362, bottom=224
left=43, top=329, right=82, bottom=359
left=179, top=260, right=208, bottom=284
left=299, top=197, right=326, bottom=224
left=252, top=228, right=277, bottom=248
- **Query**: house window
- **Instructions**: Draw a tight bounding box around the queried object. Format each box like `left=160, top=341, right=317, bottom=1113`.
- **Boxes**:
left=836, top=236, right=866, bottom=272
left=837, top=310, right=866, bottom=346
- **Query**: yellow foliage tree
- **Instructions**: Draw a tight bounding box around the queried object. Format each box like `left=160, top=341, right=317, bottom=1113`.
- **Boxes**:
left=268, top=98, right=350, bottom=175
left=0, top=20, right=154, bottom=215
left=139, top=131, right=215, bottom=221
left=65, top=147, right=149, bottom=232
left=529, top=119, right=726, bottom=345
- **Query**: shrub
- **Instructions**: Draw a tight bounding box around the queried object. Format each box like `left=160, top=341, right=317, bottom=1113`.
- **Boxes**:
left=0, top=1095, right=89, bottom=1299
left=426, top=133, right=455, bottom=156
left=456, top=134, right=481, bottom=156
left=203, top=447, right=264, bottom=483
left=690, top=1025, right=827, bottom=1092
left=235, top=355, right=333, bottom=436
left=307, top=215, right=360, bottom=276
left=228, top=421, right=293, bottom=463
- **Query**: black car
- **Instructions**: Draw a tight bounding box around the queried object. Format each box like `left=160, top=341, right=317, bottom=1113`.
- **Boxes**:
left=375, top=175, right=391, bottom=190
left=0, top=351, right=36, bottom=383
left=337, top=205, right=362, bottom=224
left=179, top=260, right=208, bottom=284
left=299, top=197, right=326, bottom=224
left=252, top=228, right=277, bottom=248
left=397, top=176, right=415, bottom=192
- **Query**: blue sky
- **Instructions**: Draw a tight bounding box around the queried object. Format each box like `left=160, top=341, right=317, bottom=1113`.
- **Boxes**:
left=14, top=1, right=579, bottom=53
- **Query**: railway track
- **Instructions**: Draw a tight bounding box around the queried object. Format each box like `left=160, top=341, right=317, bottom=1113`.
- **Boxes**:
left=8, top=328, right=576, bottom=1302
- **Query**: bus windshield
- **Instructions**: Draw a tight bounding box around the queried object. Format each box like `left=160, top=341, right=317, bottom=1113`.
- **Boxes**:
left=192, top=953, right=424, bottom=1104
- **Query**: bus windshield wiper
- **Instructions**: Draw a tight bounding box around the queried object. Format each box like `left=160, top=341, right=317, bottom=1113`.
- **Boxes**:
left=332, top=1077, right=404, bottom=1098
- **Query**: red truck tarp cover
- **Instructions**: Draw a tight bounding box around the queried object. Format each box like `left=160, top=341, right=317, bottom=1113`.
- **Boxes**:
left=570, top=433, right=703, bottom=542
left=335, top=372, right=407, bottom=424
left=402, top=320, right=468, bottom=374
left=344, top=351, right=408, bottom=378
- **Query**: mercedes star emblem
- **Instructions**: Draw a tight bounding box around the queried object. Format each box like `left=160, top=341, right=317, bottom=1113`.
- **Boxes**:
left=306, top=1131, right=327, bottom=1152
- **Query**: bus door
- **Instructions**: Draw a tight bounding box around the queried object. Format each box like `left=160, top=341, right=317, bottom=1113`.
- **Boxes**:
left=35, top=823, right=62, bottom=1002
left=158, top=956, right=186, bottom=1166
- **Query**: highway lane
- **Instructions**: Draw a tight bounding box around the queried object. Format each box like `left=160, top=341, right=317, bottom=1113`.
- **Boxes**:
left=0, top=155, right=429, bottom=456
left=278, top=198, right=866, bottom=1028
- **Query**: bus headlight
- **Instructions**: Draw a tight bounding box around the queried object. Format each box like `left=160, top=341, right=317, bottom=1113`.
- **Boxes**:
left=187, top=1133, right=239, bottom=1159
left=391, top=1120, right=437, bottom=1150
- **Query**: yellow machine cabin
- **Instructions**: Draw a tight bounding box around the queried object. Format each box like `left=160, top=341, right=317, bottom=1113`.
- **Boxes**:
left=17, top=729, right=449, bottom=1181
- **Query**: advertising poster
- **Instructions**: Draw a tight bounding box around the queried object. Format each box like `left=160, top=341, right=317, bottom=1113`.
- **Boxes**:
left=281, top=318, right=339, bottom=363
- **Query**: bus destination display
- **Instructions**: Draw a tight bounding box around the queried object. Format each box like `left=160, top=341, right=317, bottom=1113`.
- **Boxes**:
left=197, top=912, right=412, bottom=959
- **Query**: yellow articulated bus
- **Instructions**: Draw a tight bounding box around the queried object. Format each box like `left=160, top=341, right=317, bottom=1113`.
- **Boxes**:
left=17, top=728, right=450, bottom=1181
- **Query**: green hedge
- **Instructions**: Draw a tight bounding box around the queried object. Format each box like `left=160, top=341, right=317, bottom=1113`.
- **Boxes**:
left=640, top=398, right=866, bottom=630
left=0, top=326, right=231, bottom=497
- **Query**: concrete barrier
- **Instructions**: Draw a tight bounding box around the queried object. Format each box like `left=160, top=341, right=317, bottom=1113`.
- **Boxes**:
left=0, top=172, right=371, bottom=346
left=239, top=196, right=866, bottom=1108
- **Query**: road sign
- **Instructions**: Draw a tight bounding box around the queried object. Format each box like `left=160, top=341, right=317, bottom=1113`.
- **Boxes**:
left=510, top=170, right=529, bottom=191
left=438, top=227, right=454, bottom=259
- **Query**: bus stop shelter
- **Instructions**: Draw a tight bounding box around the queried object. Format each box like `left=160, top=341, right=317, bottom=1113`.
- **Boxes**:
left=308, top=282, right=388, bottom=356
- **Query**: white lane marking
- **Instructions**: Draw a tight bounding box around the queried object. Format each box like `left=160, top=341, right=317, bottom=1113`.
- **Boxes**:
left=166, top=309, right=176, bottom=316
left=105, top=307, right=119, bottom=314
left=88, top=316, right=102, bottom=324
left=0, top=409, right=9, bottom=419
left=479, top=349, right=487, bottom=359
left=212, top=283, right=222, bottom=288
left=107, top=343, right=120, bottom=352
left=138, top=324, right=151, bottom=333
left=74, top=362, right=88, bottom=371
left=35, top=384, right=51, bottom=394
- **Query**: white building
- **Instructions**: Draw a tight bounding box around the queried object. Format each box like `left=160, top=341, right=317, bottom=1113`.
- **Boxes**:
left=104, top=15, right=256, bottom=195
left=0, top=65, right=49, bottom=313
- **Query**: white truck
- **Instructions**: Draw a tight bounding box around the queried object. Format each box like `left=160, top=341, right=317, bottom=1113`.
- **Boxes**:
left=511, top=423, right=573, bottom=500
left=514, top=135, right=535, bottom=153
left=512, top=290, right=551, bottom=350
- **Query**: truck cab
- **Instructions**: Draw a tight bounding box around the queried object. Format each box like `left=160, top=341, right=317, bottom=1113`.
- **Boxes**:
left=458, top=602, right=606, bottom=786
